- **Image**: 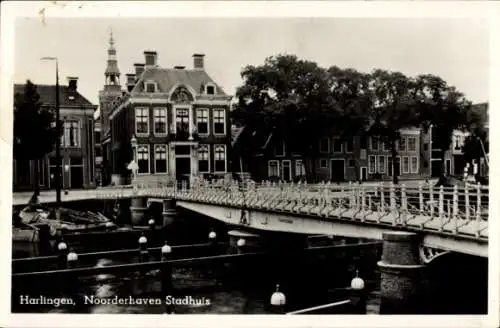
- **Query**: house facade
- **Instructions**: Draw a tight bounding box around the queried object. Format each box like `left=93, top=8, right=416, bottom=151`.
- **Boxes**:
left=13, top=79, right=98, bottom=191
left=103, top=39, right=232, bottom=186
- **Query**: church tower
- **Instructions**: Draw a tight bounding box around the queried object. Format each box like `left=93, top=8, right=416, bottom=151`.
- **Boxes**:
left=99, top=30, right=123, bottom=138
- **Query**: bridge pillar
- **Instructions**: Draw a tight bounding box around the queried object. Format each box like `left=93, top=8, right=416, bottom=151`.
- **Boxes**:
left=162, top=198, right=177, bottom=227
left=130, top=197, right=148, bottom=225
left=377, top=231, right=426, bottom=314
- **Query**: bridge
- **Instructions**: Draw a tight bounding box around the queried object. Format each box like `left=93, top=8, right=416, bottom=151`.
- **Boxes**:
left=12, top=180, right=488, bottom=258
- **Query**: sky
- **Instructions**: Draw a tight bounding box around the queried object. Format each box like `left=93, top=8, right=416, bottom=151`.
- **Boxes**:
left=14, top=17, right=489, bottom=113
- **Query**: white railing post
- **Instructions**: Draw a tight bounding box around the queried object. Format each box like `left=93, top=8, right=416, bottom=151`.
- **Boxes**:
left=380, top=183, right=385, bottom=212
left=390, top=183, right=396, bottom=212
left=476, top=183, right=482, bottom=237
left=453, top=185, right=459, bottom=233
left=361, top=185, right=366, bottom=212
left=465, top=183, right=470, bottom=220
left=418, top=182, right=424, bottom=215
left=401, top=184, right=407, bottom=225
left=439, top=185, right=444, bottom=231
left=429, top=183, right=434, bottom=217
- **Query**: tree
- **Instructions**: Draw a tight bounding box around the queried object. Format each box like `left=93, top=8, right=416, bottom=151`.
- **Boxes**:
left=232, top=55, right=336, bottom=181
left=325, top=66, right=373, bottom=180
left=14, top=80, right=60, bottom=200
left=462, top=103, right=488, bottom=181
left=368, top=69, right=419, bottom=184
left=414, top=74, right=471, bottom=182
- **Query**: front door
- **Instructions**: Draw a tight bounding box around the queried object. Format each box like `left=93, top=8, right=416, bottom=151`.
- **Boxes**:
left=175, top=157, right=191, bottom=182
left=431, top=160, right=442, bottom=177
left=330, top=159, right=345, bottom=182
left=282, top=160, right=291, bottom=181
left=70, top=166, right=84, bottom=189
left=445, top=159, right=452, bottom=176
left=360, top=167, right=368, bottom=181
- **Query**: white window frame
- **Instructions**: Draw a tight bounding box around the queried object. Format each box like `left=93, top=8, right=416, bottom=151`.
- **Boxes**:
left=62, top=119, right=82, bottom=148
left=135, top=107, right=149, bottom=136
left=145, top=80, right=158, bottom=93
left=282, top=160, right=292, bottom=181
left=407, top=136, right=418, bottom=152
left=320, top=158, right=328, bottom=169
left=173, top=106, right=191, bottom=135
left=205, top=82, right=217, bottom=95
left=197, top=144, right=210, bottom=173
left=213, top=108, right=226, bottom=136
left=137, top=144, right=150, bottom=175
left=153, top=144, right=168, bottom=174
left=295, top=159, right=305, bottom=176
left=196, top=108, right=210, bottom=136
left=268, top=160, right=280, bottom=178
left=398, top=137, right=407, bottom=152
left=368, top=155, right=377, bottom=174
left=333, top=138, right=343, bottom=153
left=319, top=137, right=330, bottom=153
left=370, top=137, right=379, bottom=151
left=213, top=144, right=227, bottom=173
left=274, top=141, right=286, bottom=157
left=402, top=156, right=410, bottom=174
left=153, top=107, right=168, bottom=136
left=410, top=156, right=419, bottom=174
left=378, top=155, right=386, bottom=173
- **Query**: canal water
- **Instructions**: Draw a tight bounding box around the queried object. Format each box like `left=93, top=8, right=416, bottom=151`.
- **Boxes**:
left=11, top=199, right=382, bottom=314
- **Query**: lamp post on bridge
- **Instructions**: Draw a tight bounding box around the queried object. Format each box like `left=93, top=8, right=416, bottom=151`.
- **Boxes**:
left=129, top=135, right=138, bottom=184
left=41, top=56, right=61, bottom=206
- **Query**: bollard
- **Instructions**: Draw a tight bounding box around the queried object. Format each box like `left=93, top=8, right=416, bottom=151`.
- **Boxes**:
left=349, top=270, right=367, bottom=314
left=105, top=221, right=114, bottom=231
left=270, top=284, right=286, bottom=314
left=148, top=218, right=156, bottom=243
left=138, top=233, right=149, bottom=262
left=57, top=239, right=69, bottom=269
left=66, top=249, right=78, bottom=269
left=236, top=238, right=246, bottom=254
left=208, top=229, right=217, bottom=253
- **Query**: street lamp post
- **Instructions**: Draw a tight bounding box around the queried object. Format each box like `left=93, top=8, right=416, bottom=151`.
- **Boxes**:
left=131, top=135, right=138, bottom=182
left=41, top=57, right=61, bottom=206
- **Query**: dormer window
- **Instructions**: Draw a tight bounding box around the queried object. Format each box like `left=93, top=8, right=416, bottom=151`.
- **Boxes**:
left=205, top=83, right=216, bottom=95
left=145, top=81, right=157, bottom=93
left=68, top=96, right=75, bottom=100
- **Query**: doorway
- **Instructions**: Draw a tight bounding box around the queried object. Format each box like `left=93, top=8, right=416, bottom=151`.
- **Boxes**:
left=282, top=160, right=291, bottom=181
left=360, top=167, right=368, bottom=181
left=175, top=157, right=191, bottom=182
left=330, top=159, right=345, bottom=182
left=431, top=160, right=442, bottom=178
left=445, top=159, right=452, bottom=176
left=70, top=166, right=84, bottom=189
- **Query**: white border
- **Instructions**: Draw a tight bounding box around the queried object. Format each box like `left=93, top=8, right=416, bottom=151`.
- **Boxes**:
left=1, top=2, right=499, bottom=328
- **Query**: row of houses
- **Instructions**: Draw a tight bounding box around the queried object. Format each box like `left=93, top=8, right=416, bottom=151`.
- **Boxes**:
left=12, top=33, right=488, bottom=191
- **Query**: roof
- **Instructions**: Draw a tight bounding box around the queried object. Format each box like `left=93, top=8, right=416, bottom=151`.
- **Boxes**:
left=131, top=67, right=226, bottom=96
left=14, top=84, right=96, bottom=108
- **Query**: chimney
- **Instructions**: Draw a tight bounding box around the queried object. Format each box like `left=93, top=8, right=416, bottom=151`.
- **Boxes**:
left=193, top=54, right=205, bottom=70
left=67, top=77, right=78, bottom=91
left=126, top=73, right=136, bottom=92
left=134, top=63, right=145, bottom=79
left=144, top=51, right=157, bottom=67
left=174, top=66, right=185, bottom=70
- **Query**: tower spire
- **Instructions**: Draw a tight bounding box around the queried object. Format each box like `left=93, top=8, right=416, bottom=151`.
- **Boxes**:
left=105, top=29, right=120, bottom=86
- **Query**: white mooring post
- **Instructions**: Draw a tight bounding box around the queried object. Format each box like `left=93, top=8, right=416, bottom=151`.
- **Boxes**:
left=389, top=183, right=396, bottom=212
left=380, top=183, right=385, bottom=212
left=465, top=183, right=470, bottom=221
left=438, top=185, right=444, bottom=231
left=418, top=183, right=424, bottom=215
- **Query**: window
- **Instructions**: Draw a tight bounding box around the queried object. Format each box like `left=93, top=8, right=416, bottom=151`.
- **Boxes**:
left=410, top=156, right=419, bottom=173
left=274, top=141, right=285, bottom=157
left=145, top=82, right=156, bottom=93
left=398, top=137, right=406, bottom=152
left=402, top=156, right=410, bottom=174
left=381, top=137, right=387, bottom=151
left=135, top=108, right=149, bottom=135
left=320, top=159, right=328, bottom=168
left=154, top=145, right=167, bottom=173
left=214, top=144, right=226, bottom=172
left=175, top=108, right=189, bottom=134
left=345, top=138, right=354, bottom=153
left=333, top=138, right=343, bottom=153
left=198, top=145, right=210, bottom=172
left=454, top=136, right=461, bottom=150
left=153, top=108, right=167, bottom=134
left=206, top=85, right=215, bottom=95
left=370, top=137, right=379, bottom=151
left=137, top=145, right=150, bottom=174
left=63, top=120, right=80, bottom=147
left=407, top=137, right=417, bottom=152
left=196, top=109, right=209, bottom=135
left=295, top=160, right=305, bottom=176
left=268, top=160, right=279, bottom=177
left=378, top=155, right=386, bottom=173
left=319, top=138, right=329, bottom=153
left=423, top=143, right=429, bottom=151
left=348, top=159, right=355, bottom=167
left=213, top=109, right=225, bottom=135
left=368, top=155, right=377, bottom=173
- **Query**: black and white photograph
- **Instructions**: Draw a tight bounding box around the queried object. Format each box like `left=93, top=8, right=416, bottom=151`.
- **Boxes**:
left=1, top=1, right=498, bottom=327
